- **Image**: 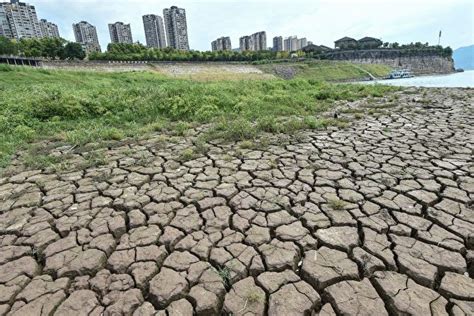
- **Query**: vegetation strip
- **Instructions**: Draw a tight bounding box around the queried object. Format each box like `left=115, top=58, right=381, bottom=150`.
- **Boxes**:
left=0, top=65, right=395, bottom=169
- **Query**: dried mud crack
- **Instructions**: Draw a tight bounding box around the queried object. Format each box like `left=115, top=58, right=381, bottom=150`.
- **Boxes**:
left=0, top=88, right=473, bottom=315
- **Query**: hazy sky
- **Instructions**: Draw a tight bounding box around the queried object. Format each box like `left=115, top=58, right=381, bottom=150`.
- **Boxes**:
left=35, top=0, right=473, bottom=51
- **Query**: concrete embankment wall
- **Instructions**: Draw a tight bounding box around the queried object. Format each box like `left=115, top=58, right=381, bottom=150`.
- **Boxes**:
left=39, top=50, right=455, bottom=77
left=325, top=49, right=455, bottom=75
left=40, top=60, right=266, bottom=75
left=344, top=56, right=454, bottom=75
left=41, top=60, right=151, bottom=72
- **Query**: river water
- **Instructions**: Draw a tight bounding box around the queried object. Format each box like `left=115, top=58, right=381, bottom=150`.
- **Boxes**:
left=363, top=70, right=474, bottom=88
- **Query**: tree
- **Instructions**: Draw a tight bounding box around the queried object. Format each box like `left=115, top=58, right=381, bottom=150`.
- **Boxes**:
left=63, top=42, right=86, bottom=60
left=0, top=36, right=19, bottom=55
left=443, top=46, right=453, bottom=57
left=18, top=38, right=42, bottom=57
left=42, top=37, right=65, bottom=59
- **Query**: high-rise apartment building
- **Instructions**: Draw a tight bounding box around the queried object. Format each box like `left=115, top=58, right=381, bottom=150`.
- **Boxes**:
left=143, top=14, right=167, bottom=48
left=39, top=18, right=59, bottom=38
left=298, top=38, right=308, bottom=49
left=163, top=6, right=189, bottom=50
left=284, top=36, right=309, bottom=51
left=239, top=36, right=251, bottom=51
left=239, top=31, right=266, bottom=51
left=211, top=36, right=231, bottom=51
left=252, top=31, right=266, bottom=51
left=0, top=5, right=12, bottom=38
left=0, top=0, right=41, bottom=39
left=273, top=36, right=283, bottom=52
left=73, top=21, right=101, bottom=54
left=284, top=36, right=298, bottom=52
left=108, top=21, right=133, bottom=44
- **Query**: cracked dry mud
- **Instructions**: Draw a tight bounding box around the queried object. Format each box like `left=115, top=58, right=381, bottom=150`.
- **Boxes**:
left=0, top=87, right=473, bottom=315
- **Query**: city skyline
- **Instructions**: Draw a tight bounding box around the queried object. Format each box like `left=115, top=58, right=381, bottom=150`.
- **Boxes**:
left=3, top=0, right=473, bottom=52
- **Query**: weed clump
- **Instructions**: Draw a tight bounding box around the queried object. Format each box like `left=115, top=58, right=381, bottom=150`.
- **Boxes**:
left=328, top=199, right=347, bottom=210
left=178, top=148, right=195, bottom=162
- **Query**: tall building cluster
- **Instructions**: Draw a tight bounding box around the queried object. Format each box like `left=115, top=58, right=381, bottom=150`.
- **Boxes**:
left=108, top=22, right=133, bottom=44
left=0, top=1, right=193, bottom=55
left=274, top=35, right=309, bottom=52
left=211, top=36, right=231, bottom=51
left=142, top=6, right=189, bottom=50
left=239, top=31, right=266, bottom=52
left=74, top=5, right=191, bottom=54
left=1, top=1, right=319, bottom=55
left=0, top=0, right=59, bottom=39
left=104, top=6, right=191, bottom=52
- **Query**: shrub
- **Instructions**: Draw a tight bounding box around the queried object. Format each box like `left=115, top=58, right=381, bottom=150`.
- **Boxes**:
left=14, top=125, right=35, bottom=141
left=100, top=128, right=124, bottom=141
left=32, top=90, right=85, bottom=120
left=0, top=64, right=14, bottom=72
left=208, top=118, right=256, bottom=141
left=257, top=116, right=282, bottom=133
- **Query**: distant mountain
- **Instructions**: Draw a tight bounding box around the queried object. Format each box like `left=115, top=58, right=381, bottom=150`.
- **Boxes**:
left=453, top=45, right=474, bottom=70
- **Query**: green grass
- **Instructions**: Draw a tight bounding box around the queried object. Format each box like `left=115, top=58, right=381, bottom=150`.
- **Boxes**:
left=258, top=60, right=392, bottom=81
left=328, top=199, right=348, bottom=210
left=0, top=65, right=395, bottom=170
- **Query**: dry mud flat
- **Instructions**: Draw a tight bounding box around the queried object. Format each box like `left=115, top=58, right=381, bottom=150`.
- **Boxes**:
left=0, top=88, right=473, bottom=315
left=150, top=63, right=275, bottom=80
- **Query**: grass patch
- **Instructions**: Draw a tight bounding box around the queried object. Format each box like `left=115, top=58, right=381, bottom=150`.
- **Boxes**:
left=23, top=153, right=63, bottom=170
left=81, top=151, right=107, bottom=169
left=246, top=290, right=265, bottom=304
left=216, top=267, right=232, bottom=288
left=239, top=140, right=256, bottom=150
left=0, top=66, right=395, bottom=169
left=178, top=148, right=195, bottom=162
left=328, top=199, right=347, bottom=210
left=340, top=108, right=365, bottom=114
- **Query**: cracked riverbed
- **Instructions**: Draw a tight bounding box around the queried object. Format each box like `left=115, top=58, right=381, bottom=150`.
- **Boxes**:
left=0, top=87, right=473, bottom=315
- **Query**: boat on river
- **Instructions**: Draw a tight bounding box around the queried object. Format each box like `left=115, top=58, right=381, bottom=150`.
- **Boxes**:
left=387, top=69, right=414, bottom=79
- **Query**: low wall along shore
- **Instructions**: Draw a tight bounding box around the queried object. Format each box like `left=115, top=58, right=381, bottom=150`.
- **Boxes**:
left=353, top=56, right=454, bottom=74
left=325, top=49, right=455, bottom=74
left=41, top=60, right=151, bottom=72
left=25, top=48, right=456, bottom=79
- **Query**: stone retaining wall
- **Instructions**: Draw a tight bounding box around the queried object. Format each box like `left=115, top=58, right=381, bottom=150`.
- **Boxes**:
left=41, top=60, right=150, bottom=72
left=40, top=52, right=455, bottom=76
left=40, top=60, right=266, bottom=76
left=325, top=49, right=455, bottom=74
